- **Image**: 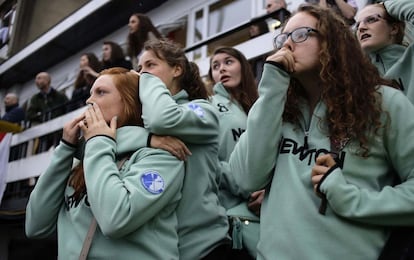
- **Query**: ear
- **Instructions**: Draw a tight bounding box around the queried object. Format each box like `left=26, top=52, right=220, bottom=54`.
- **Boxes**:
left=173, top=65, right=183, bottom=78
left=389, top=23, right=399, bottom=37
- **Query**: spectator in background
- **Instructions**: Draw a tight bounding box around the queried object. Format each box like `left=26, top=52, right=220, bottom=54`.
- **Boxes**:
left=249, top=19, right=269, bottom=39
left=249, top=19, right=270, bottom=83
left=355, top=0, right=414, bottom=104
left=126, top=13, right=162, bottom=70
left=26, top=72, right=69, bottom=153
left=265, top=0, right=291, bottom=31
left=1, top=93, right=25, bottom=124
left=68, top=53, right=102, bottom=111
left=0, top=5, right=15, bottom=47
left=305, top=0, right=357, bottom=25
left=26, top=72, right=68, bottom=125
left=101, top=41, right=132, bottom=70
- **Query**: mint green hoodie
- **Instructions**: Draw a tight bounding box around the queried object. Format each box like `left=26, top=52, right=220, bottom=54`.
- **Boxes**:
left=211, top=82, right=260, bottom=257
left=227, top=63, right=414, bottom=259
left=139, top=73, right=229, bottom=259
left=369, top=0, right=414, bottom=104
left=211, top=82, right=250, bottom=209
left=26, top=126, right=184, bottom=260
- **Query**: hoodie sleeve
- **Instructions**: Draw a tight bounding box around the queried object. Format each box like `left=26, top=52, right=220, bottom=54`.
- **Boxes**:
left=139, top=73, right=219, bottom=144
left=226, top=63, right=290, bottom=192
left=25, top=142, right=75, bottom=238
left=320, top=88, right=414, bottom=225
left=384, top=0, right=414, bottom=25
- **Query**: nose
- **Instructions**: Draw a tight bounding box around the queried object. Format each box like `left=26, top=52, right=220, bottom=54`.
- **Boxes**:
left=282, top=37, right=294, bottom=51
left=218, top=63, right=227, bottom=73
left=85, top=96, right=92, bottom=105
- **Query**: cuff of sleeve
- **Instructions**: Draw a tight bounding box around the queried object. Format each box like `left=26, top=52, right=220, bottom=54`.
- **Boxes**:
left=85, top=134, right=116, bottom=145
left=265, top=61, right=288, bottom=72
left=147, top=133, right=153, bottom=147
left=61, top=139, right=77, bottom=149
left=316, top=164, right=339, bottom=197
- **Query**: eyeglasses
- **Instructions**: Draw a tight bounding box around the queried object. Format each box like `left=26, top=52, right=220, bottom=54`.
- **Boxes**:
left=353, top=14, right=384, bottom=31
left=273, top=27, right=319, bottom=49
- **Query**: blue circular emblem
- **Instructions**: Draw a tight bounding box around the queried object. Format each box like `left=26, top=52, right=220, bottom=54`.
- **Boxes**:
left=188, top=103, right=205, bottom=118
left=140, top=171, right=165, bottom=194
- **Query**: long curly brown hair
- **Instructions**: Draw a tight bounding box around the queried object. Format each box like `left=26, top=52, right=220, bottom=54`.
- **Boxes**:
left=68, top=68, right=143, bottom=202
left=283, top=4, right=398, bottom=156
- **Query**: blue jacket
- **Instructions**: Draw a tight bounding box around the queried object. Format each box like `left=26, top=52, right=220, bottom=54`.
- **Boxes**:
left=2, top=104, right=25, bottom=124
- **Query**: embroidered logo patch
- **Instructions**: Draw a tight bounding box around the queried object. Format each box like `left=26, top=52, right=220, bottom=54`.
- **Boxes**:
left=188, top=103, right=205, bottom=118
left=141, top=171, right=165, bottom=194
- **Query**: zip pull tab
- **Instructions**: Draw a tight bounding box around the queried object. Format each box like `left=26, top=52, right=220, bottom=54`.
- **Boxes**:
left=304, top=131, right=309, bottom=150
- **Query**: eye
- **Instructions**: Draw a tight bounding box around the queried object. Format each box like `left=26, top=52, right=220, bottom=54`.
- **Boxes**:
left=366, top=16, right=377, bottom=24
left=293, top=30, right=307, bottom=41
left=212, top=63, right=219, bottom=70
left=225, top=59, right=233, bottom=65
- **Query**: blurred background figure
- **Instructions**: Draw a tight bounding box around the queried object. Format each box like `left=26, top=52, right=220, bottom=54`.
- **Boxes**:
left=1, top=93, right=24, bottom=124
left=25, top=72, right=68, bottom=153
left=126, top=13, right=162, bottom=70
left=305, top=0, right=357, bottom=25
left=26, top=72, right=68, bottom=125
left=249, top=19, right=270, bottom=83
left=68, top=53, right=102, bottom=111
left=101, top=41, right=132, bottom=70
left=265, top=0, right=291, bottom=31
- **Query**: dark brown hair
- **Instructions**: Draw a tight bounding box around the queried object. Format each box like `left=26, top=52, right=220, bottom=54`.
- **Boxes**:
left=102, top=41, right=126, bottom=65
left=208, top=46, right=259, bottom=114
left=144, top=39, right=208, bottom=100
left=74, top=53, right=102, bottom=90
left=127, top=13, right=162, bottom=58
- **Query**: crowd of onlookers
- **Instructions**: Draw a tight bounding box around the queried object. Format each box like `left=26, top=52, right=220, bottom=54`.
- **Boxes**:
left=0, top=0, right=362, bottom=132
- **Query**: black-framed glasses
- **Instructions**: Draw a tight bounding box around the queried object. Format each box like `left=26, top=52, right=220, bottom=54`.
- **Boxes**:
left=273, top=27, right=319, bottom=49
left=353, top=14, right=384, bottom=31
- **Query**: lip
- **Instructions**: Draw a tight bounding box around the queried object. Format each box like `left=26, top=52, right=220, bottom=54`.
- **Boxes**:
left=220, top=75, right=230, bottom=82
left=360, top=33, right=371, bottom=41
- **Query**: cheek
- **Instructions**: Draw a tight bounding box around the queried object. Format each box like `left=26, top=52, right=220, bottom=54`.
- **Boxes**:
left=211, top=71, right=220, bottom=83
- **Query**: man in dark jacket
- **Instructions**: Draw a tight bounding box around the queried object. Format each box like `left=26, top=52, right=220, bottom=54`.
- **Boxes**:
left=26, top=72, right=68, bottom=125
left=1, top=93, right=25, bottom=124
left=25, top=72, right=68, bottom=153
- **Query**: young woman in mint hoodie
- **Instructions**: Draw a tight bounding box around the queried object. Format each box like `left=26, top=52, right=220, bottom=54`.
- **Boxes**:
left=26, top=68, right=184, bottom=260
left=355, top=0, right=414, bottom=103
left=208, top=46, right=260, bottom=259
left=137, top=39, right=230, bottom=260
left=223, top=4, right=414, bottom=259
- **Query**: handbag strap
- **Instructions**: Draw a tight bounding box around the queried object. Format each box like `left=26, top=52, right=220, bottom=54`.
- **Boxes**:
left=79, top=217, right=97, bottom=260
left=78, top=155, right=131, bottom=260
